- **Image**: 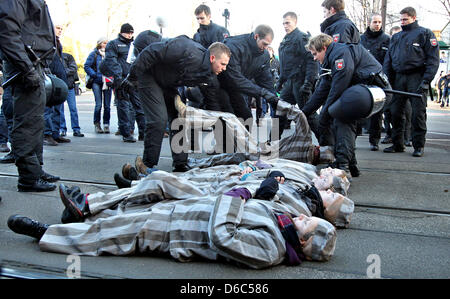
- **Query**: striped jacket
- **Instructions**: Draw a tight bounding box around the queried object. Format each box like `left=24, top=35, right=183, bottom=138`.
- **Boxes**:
left=40, top=162, right=317, bottom=269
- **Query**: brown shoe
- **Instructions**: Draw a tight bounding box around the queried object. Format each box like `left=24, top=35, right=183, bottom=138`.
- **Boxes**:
left=44, top=135, right=58, bottom=146
left=135, top=156, right=148, bottom=175
left=54, top=136, right=71, bottom=143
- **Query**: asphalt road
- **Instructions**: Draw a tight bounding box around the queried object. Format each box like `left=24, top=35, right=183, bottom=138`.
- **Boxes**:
left=0, top=92, right=449, bottom=280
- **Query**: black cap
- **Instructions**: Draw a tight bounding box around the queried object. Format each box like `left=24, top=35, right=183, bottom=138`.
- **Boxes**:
left=120, top=23, right=134, bottom=34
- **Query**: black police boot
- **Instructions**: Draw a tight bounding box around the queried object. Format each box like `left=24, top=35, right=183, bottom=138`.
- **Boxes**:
left=383, top=145, right=405, bottom=153
left=349, top=164, right=360, bottom=177
left=114, top=173, right=132, bottom=189
left=0, top=152, right=15, bottom=164
left=59, top=184, right=90, bottom=222
left=40, top=171, right=60, bottom=183
left=7, top=215, right=49, bottom=240
left=412, top=147, right=424, bottom=157
left=18, top=178, right=57, bottom=192
left=173, top=164, right=192, bottom=173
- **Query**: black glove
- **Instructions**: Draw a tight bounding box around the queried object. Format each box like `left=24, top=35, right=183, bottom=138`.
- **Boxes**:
left=417, top=81, right=429, bottom=95
left=121, top=74, right=137, bottom=94
left=22, top=67, right=41, bottom=90
left=260, top=88, right=279, bottom=106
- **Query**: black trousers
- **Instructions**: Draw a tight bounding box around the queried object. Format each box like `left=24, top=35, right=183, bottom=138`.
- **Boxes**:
left=115, top=87, right=146, bottom=138
left=138, top=75, right=187, bottom=168
left=390, top=72, right=427, bottom=149
left=7, top=63, right=46, bottom=182
left=333, top=118, right=357, bottom=166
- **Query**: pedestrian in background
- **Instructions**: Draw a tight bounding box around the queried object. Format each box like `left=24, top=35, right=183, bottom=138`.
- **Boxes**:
left=84, top=37, right=112, bottom=134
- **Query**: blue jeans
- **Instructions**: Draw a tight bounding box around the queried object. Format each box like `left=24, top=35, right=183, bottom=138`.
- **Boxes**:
left=92, top=82, right=112, bottom=125
left=60, top=88, right=81, bottom=133
left=44, top=104, right=63, bottom=139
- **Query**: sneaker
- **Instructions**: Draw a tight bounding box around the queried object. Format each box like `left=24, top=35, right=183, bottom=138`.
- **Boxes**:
left=0, top=152, right=15, bottom=164
left=123, top=135, right=136, bottom=143
left=7, top=215, right=49, bottom=240
left=60, top=131, right=67, bottom=137
left=59, top=184, right=90, bottom=222
left=95, top=123, right=104, bottom=134
left=103, top=124, right=110, bottom=134
left=73, top=131, right=85, bottom=137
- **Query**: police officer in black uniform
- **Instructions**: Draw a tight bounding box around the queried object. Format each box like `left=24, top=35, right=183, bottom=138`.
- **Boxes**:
left=100, top=23, right=145, bottom=143
left=361, top=13, right=390, bottom=151
left=193, top=4, right=229, bottom=49
left=218, top=25, right=278, bottom=131
left=302, top=34, right=387, bottom=177
left=0, top=0, right=59, bottom=192
left=383, top=7, right=439, bottom=157
left=122, top=37, right=231, bottom=172
left=320, top=0, right=360, bottom=44
left=277, top=12, right=319, bottom=139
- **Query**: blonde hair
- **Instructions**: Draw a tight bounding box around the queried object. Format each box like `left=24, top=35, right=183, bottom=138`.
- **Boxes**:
left=306, top=34, right=333, bottom=52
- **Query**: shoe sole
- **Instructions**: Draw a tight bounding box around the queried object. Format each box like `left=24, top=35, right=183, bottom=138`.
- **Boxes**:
left=59, top=185, right=83, bottom=221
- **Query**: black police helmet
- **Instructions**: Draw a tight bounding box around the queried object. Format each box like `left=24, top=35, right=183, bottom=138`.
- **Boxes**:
left=44, top=74, right=68, bottom=107
left=328, top=84, right=385, bottom=122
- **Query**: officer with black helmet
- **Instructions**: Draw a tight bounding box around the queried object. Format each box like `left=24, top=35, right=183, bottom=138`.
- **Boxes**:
left=383, top=7, right=440, bottom=157
left=0, top=0, right=60, bottom=192
left=302, top=34, right=388, bottom=178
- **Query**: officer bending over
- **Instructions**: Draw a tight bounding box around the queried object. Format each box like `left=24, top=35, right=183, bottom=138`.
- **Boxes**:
left=302, top=34, right=388, bottom=177
left=123, top=37, right=231, bottom=173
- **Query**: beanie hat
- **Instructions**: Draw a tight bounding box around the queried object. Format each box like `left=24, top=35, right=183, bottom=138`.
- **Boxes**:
left=97, top=36, right=108, bottom=46
left=120, top=23, right=134, bottom=34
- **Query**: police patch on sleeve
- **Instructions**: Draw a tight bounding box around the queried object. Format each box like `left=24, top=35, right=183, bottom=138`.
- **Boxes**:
left=333, top=34, right=340, bottom=43
left=430, top=39, right=438, bottom=47
left=335, top=59, right=345, bottom=71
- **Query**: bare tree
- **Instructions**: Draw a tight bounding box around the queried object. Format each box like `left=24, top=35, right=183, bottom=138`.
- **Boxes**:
left=347, top=0, right=383, bottom=32
left=105, top=0, right=133, bottom=39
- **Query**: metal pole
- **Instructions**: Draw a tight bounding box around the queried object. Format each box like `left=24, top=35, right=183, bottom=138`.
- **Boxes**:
left=381, top=0, right=387, bottom=30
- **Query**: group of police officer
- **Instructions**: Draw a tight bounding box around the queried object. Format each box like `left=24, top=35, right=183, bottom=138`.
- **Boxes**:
left=0, top=0, right=440, bottom=192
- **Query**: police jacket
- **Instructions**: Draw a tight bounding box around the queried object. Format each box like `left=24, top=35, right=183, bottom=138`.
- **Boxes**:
left=302, top=42, right=381, bottom=116
left=219, top=33, right=275, bottom=98
left=100, top=34, right=133, bottom=81
left=320, top=11, right=360, bottom=44
left=129, top=35, right=217, bottom=89
left=0, top=0, right=56, bottom=75
left=383, top=21, right=439, bottom=84
left=193, top=21, right=229, bottom=48
left=361, top=27, right=390, bottom=64
left=278, top=28, right=318, bottom=88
